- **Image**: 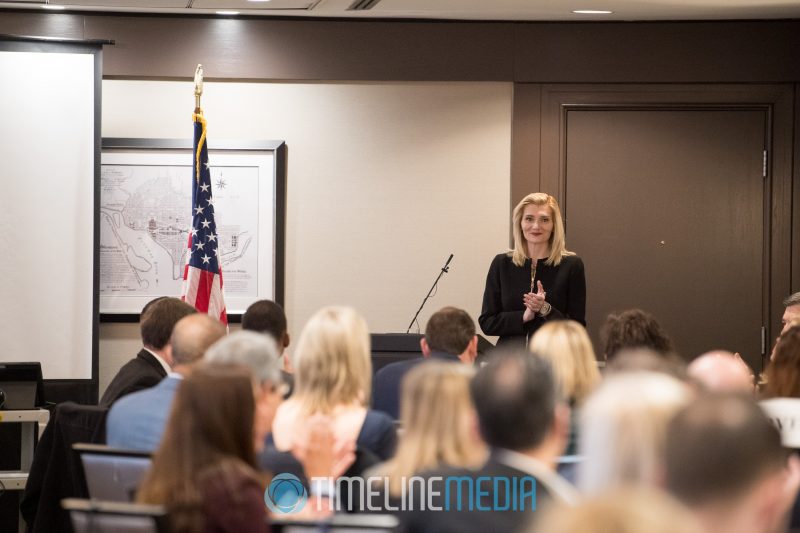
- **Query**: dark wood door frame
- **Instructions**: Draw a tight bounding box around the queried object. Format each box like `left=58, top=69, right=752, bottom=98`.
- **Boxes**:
left=512, top=84, right=793, bottom=365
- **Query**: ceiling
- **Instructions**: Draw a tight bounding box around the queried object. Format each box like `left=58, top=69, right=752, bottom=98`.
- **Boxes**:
left=1, top=0, right=800, bottom=21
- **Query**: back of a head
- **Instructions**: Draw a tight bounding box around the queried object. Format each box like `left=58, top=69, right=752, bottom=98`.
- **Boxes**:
left=292, top=306, right=372, bottom=413
left=170, top=314, right=227, bottom=366
left=529, top=320, right=599, bottom=405
left=470, top=349, right=556, bottom=451
left=139, top=364, right=257, bottom=508
left=381, top=361, right=483, bottom=495
left=764, top=325, right=800, bottom=398
left=241, top=299, right=288, bottom=343
left=140, top=297, right=197, bottom=350
left=665, top=393, right=786, bottom=508
left=204, top=330, right=282, bottom=386
left=601, top=309, right=674, bottom=361
left=533, top=487, right=703, bottom=533
left=687, top=351, right=754, bottom=394
left=605, top=348, right=687, bottom=381
left=425, top=307, right=475, bottom=355
left=578, top=371, right=690, bottom=494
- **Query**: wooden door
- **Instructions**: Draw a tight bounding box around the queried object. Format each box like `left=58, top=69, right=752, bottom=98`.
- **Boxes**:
left=562, top=107, right=767, bottom=370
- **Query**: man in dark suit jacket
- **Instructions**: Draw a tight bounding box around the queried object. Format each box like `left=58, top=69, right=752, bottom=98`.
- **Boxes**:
left=242, top=299, right=294, bottom=396
left=402, top=350, right=576, bottom=533
left=372, top=306, right=478, bottom=419
left=99, top=297, right=196, bottom=407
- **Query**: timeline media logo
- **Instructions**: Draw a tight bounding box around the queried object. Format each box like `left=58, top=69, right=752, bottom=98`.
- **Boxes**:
left=264, top=473, right=308, bottom=514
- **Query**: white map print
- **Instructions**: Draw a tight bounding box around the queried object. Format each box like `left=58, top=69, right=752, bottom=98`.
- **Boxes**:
left=99, top=163, right=259, bottom=307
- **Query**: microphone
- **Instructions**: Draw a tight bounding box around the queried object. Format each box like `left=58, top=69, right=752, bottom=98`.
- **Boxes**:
left=406, top=254, right=454, bottom=334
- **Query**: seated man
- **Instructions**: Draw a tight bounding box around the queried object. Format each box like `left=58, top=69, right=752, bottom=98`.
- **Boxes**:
left=106, top=313, right=226, bottom=451
left=373, top=306, right=478, bottom=419
left=665, top=393, right=800, bottom=533
left=100, top=297, right=196, bottom=407
left=241, top=299, right=293, bottom=395
left=403, top=350, right=576, bottom=533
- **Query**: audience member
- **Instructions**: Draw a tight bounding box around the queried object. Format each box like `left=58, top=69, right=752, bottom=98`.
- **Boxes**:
left=137, top=364, right=269, bottom=533
left=665, top=393, right=800, bottom=533
left=271, top=307, right=397, bottom=461
left=373, top=306, right=478, bottom=419
left=205, top=331, right=354, bottom=515
left=578, top=371, right=690, bottom=495
left=687, top=350, right=754, bottom=393
left=106, top=314, right=226, bottom=450
left=529, top=319, right=599, bottom=406
left=241, top=299, right=294, bottom=393
left=600, top=308, right=674, bottom=362
left=100, top=297, right=196, bottom=406
left=369, top=361, right=486, bottom=499
left=532, top=487, right=703, bottom=533
left=604, top=348, right=687, bottom=380
left=761, top=325, right=800, bottom=449
left=783, top=292, right=800, bottom=334
left=763, top=325, right=800, bottom=400
left=403, top=350, right=576, bottom=533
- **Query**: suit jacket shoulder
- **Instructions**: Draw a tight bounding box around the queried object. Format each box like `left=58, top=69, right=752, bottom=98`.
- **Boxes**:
left=99, top=349, right=167, bottom=407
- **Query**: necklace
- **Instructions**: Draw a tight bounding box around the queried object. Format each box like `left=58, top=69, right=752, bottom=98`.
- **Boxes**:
left=530, top=259, right=537, bottom=293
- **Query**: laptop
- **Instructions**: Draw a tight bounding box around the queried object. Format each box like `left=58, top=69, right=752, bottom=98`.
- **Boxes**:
left=0, top=362, right=44, bottom=410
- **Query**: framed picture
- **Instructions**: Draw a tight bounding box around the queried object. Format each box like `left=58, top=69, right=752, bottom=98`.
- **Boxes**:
left=99, top=138, right=286, bottom=320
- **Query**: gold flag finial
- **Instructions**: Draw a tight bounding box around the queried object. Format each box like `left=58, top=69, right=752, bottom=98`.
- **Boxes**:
left=194, top=64, right=204, bottom=113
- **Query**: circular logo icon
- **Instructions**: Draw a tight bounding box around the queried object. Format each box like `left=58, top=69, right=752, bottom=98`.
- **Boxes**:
left=265, top=473, right=308, bottom=514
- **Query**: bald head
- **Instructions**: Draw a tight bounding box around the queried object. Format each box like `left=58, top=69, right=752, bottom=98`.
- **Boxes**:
left=170, top=314, right=227, bottom=367
left=687, top=351, right=754, bottom=393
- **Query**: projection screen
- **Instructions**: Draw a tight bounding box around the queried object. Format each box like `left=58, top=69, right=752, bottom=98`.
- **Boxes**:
left=0, top=39, right=100, bottom=383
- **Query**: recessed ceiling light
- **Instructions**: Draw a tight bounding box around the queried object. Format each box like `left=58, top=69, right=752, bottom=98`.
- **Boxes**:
left=42, top=4, right=66, bottom=9
left=572, top=10, right=613, bottom=14
left=247, top=0, right=272, bottom=2
left=216, top=10, right=240, bottom=15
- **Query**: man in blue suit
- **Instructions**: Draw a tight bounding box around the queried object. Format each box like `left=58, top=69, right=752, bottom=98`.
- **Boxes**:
left=372, top=306, right=478, bottom=419
left=105, top=313, right=226, bottom=451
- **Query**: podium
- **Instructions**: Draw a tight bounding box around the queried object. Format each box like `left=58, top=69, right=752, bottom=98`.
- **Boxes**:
left=370, top=334, right=424, bottom=373
left=370, top=333, right=496, bottom=372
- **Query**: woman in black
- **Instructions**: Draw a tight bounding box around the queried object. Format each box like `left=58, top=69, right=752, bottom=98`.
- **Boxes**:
left=480, top=192, right=586, bottom=349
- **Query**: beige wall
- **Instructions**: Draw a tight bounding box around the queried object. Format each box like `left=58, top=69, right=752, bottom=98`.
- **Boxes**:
left=99, top=80, right=512, bottom=394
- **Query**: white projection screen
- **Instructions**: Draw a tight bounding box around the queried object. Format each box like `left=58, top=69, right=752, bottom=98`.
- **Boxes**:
left=0, top=39, right=101, bottom=389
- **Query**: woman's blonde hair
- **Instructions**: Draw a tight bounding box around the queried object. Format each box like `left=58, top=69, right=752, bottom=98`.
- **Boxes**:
left=511, top=192, right=573, bottom=267
left=292, top=306, right=372, bottom=415
left=578, top=372, right=691, bottom=495
left=373, top=362, right=486, bottom=496
left=529, top=320, right=600, bottom=406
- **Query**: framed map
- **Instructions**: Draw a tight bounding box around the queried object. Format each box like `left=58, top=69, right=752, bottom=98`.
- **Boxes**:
left=99, top=138, right=286, bottom=318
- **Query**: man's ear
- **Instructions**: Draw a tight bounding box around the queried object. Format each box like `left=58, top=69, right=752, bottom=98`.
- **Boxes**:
left=162, top=344, right=174, bottom=367
left=283, top=332, right=290, bottom=349
left=552, top=403, right=571, bottom=449
left=460, top=336, right=479, bottom=364
left=420, top=338, right=432, bottom=358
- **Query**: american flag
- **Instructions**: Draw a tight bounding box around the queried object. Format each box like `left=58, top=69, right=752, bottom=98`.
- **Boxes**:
left=181, top=112, right=228, bottom=324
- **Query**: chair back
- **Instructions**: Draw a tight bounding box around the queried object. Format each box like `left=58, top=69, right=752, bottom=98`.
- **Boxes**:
left=73, top=443, right=152, bottom=502
left=62, top=498, right=168, bottom=533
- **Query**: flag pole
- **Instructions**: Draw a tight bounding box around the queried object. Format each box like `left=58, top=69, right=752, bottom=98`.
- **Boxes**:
left=194, top=64, right=204, bottom=114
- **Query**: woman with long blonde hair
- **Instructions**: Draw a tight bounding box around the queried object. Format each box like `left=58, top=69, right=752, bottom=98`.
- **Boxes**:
left=529, top=319, right=600, bottom=407
left=371, top=361, right=487, bottom=497
left=271, top=306, right=396, bottom=460
left=479, top=192, right=586, bottom=349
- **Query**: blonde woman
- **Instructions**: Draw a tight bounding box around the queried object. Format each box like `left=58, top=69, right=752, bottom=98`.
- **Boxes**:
left=577, top=372, right=691, bottom=495
left=370, top=361, right=487, bottom=498
left=271, top=306, right=396, bottom=460
left=529, top=320, right=600, bottom=407
left=480, top=192, right=586, bottom=349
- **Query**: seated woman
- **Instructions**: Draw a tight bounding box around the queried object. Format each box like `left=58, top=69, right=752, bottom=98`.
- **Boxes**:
left=271, top=306, right=396, bottom=462
left=368, top=361, right=487, bottom=502
left=530, top=319, right=600, bottom=458
left=578, top=371, right=691, bottom=495
left=137, top=364, right=268, bottom=533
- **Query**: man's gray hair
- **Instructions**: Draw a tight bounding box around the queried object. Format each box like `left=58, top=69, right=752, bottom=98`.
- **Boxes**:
left=205, top=330, right=282, bottom=386
left=784, top=292, right=800, bottom=308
